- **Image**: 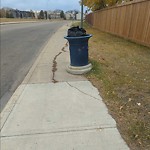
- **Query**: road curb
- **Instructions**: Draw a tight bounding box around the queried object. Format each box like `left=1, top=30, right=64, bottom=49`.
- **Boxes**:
left=0, top=84, right=26, bottom=130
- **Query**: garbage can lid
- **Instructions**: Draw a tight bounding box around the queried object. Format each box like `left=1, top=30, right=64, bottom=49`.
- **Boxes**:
left=64, top=34, right=92, bottom=39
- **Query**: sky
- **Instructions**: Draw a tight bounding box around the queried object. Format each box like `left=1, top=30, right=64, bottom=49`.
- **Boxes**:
left=1, top=0, right=82, bottom=11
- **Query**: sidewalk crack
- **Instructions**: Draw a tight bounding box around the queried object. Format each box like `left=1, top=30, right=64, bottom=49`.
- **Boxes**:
left=1, top=126, right=116, bottom=139
left=66, top=82, right=101, bottom=101
left=62, top=42, right=68, bottom=52
left=52, top=42, right=68, bottom=83
left=52, top=52, right=62, bottom=83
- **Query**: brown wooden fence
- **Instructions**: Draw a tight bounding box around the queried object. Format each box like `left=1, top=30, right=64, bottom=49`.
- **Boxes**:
left=85, top=0, right=150, bottom=47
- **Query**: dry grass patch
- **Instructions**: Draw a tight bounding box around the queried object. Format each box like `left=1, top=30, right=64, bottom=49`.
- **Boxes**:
left=80, top=23, right=150, bottom=150
left=0, top=18, right=40, bottom=23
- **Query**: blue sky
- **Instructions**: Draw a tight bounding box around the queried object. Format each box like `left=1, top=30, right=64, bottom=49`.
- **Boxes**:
left=1, top=0, right=81, bottom=11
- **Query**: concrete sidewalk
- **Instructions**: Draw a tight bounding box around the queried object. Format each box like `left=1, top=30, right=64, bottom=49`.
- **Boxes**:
left=0, top=24, right=130, bottom=150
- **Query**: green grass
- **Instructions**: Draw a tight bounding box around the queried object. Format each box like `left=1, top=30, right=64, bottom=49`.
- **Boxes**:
left=88, top=59, right=101, bottom=78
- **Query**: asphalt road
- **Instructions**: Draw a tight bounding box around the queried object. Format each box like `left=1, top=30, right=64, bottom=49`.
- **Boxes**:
left=0, top=21, right=67, bottom=112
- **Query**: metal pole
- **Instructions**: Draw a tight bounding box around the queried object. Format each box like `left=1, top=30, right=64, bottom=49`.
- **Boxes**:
left=81, top=0, right=83, bottom=28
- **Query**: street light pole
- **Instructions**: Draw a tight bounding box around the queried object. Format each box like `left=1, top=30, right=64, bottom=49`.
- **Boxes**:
left=81, top=0, right=83, bottom=28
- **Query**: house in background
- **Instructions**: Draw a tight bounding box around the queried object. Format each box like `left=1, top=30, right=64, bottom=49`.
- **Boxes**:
left=49, top=9, right=62, bottom=19
left=0, top=7, right=83, bottom=20
left=34, top=11, right=40, bottom=19
left=65, top=11, right=75, bottom=20
left=0, top=7, right=35, bottom=18
left=65, top=10, right=84, bottom=20
left=76, top=12, right=82, bottom=20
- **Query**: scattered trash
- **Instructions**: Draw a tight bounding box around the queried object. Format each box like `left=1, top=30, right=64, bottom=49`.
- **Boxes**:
left=120, top=106, right=124, bottom=110
left=137, top=103, right=141, bottom=106
left=128, top=98, right=132, bottom=102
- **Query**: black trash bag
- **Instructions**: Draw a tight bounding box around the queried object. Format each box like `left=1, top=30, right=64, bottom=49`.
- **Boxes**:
left=67, top=26, right=86, bottom=37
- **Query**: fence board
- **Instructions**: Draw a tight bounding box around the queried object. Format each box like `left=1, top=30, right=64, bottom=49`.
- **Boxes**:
left=123, top=5, right=132, bottom=37
left=86, top=0, right=150, bottom=47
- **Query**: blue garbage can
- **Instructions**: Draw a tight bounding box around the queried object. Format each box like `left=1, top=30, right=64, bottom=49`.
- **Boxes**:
left=64, top=34, right=92, bottom=67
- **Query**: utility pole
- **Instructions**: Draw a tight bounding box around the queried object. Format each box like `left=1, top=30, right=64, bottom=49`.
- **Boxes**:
left=81, top=0, right=83, bottom=28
